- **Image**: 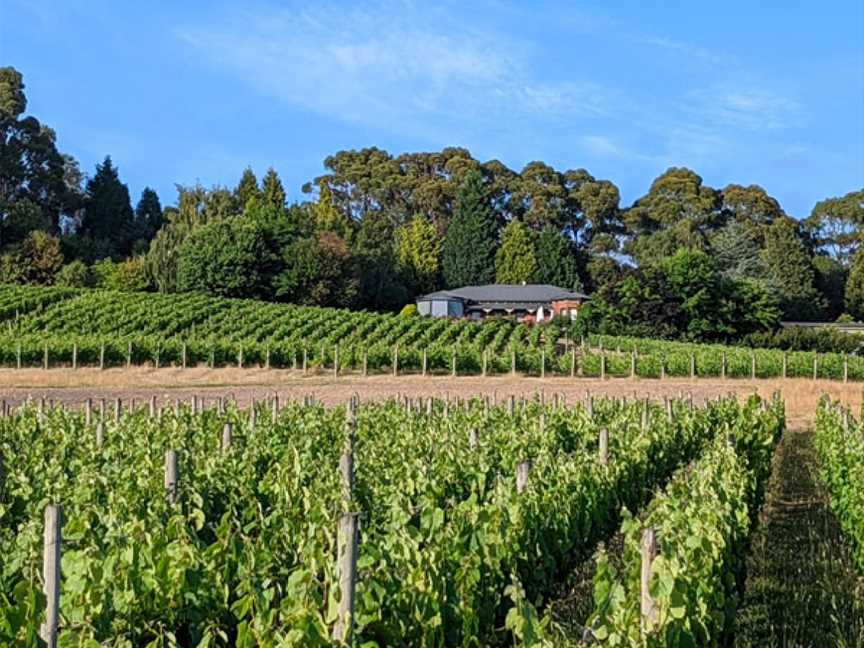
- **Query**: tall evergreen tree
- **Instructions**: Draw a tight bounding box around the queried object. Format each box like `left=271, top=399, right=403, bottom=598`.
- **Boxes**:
left=495, top=220, right=536, bottom=284
left=134, top=187, right=163, bottom=244
left=395, top=216, right=441, bottom=294
left=761, top=217, right=824, bottom=320
left=533, top=225, right=582, bottom=290
left=845, top=247, right=864, bottom=319
left=79, top=156, right=135, bottom=260
left=261, top=168, right=286, bottom=210
left=235, top=167, right=260, bottom=210
left=442, top=170, right=497, bottom=287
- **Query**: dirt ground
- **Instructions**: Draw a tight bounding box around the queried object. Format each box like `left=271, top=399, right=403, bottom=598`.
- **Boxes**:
left=0, top=366, right=858, bottom=428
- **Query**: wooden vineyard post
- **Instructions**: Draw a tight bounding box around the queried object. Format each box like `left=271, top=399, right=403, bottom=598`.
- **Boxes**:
left=334, top=345, right=339, bottom=378
left=571, top=347, right=576, bottom=378
left=600, top=352, right=607, bottom=380
left=640, top=528, right=658, bottom=634
left=508, top=394, right=515, bottom=415
left=631, top=351, right=637, bottom=379
left=303, top=348, right=308, bottom=375
left=511, top=349, right=517, bottom=376
left=665, top=397, right=673, bottom=421
left=813, top=355, right=818, bottom=381
left=85, top=398, right=92, bottom=427
left=272, top=394, right=280, bottom=420
left=516, top=460, right=531, bottom=494
left=181, top=343, right=187, bottom=370
left=40, top=504, right=62, bottom=648
left=238, top=347, right=244, bottom=370
left=265, top=347, right=271, bottom=370
left=751, top=353, right=756, bottom=380
left=721, top=352, right=727, bottom=380
left=43, top=343, right=48, bottom=370
left=250, top=402, right=257, bottom=430
left=221, top=423, right=233, bottom=452
left=16, top=341, right=21, bottom=370
left=844, top=353, right=849, bottom=383
left=72, top=344, right=77, bottom=370
left=689, top=353, right=696, bottom=379
left=659, top=356, right=665, bottom=381
left=362, top=349, right=368, bottom=377
left=392, top=346, right=399, bottom=377
left=114, top=398, right=122, bottom=424
left=843, top=408, right=849, bottom=434
left=598, top=427, right=609, bottom=466
left=782, top=352, right=787, bottom=379
left=587, top=392, right=594, bottom=419
left=468, top=427, right=478, bottom=449
left=95, top=422, right=104, bottom=448
left=332, top=512, right=359, bottom=645
left=164, top=450, right=179, bottom=503
left=540, top=349, right=546, bottom=379
left=422, top=348, right=428, bottom=377
left=149, top=395, right=157, bottom=419
left=452, top=351, right=457, bottom=377
left=99, top=343, right=105, bottom=370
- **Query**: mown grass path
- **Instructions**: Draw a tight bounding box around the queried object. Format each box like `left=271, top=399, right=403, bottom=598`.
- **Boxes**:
left=734, top=427, right=864, bottom=647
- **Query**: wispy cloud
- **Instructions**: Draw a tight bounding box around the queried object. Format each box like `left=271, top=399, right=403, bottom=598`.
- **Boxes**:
left=685, top=87, right=801, bottom=130
left=178, top=2, right=611, bottom=139
left=636, top=35, right=733, bottom=66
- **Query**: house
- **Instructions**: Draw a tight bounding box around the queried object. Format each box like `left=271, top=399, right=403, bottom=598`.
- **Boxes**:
left=416, top=284, right=590, bottom=322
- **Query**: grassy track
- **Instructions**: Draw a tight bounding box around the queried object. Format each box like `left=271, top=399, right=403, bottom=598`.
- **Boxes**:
left=734, top=427, right=864, bottom=647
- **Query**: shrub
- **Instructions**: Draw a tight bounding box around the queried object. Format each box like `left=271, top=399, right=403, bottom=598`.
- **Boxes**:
left=400, top=304, right=419, bottom=317
left=55, top=260, right=93, bottom=288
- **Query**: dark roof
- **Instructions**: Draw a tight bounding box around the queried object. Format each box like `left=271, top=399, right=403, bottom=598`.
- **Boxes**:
left=418, top=284, right=589, bottom=303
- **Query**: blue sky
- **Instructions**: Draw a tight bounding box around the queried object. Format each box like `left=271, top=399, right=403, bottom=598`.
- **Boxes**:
left=3, top=0, right=862, bottom=217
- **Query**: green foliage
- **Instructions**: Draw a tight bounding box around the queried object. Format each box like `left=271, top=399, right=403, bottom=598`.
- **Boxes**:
left=740, top=326, right=863, bottom=353
left=261, top=167, right=286, bottom=210
left=761, top=217, right=824, bottom=320
left=0, top=392, right=761, bottom=645
left=496, top=220, right=536, bottom=284
left=582, top=398, right=782, bottom=646
left=177, top=218, right=275, bottom=299
left=18, top=230, right=64, bottom=284
left=234, top=167, right=260, bottom=210
left=274, top=232, right=358, bottom=308
left=532, top=226, right=582, bottom=290
left=442, top=170, right=498, bottom=287
left=54, top=260, right=92, bottom=288
left=845, top=246, right=864, bottom=320
left=807, top=190, right=864, bottom=265
left=400, top=303, right=418, bottom=317
left=132, top=187, right=163, bottom=250
left=352, top=211, right=407, bottom=311
left=395, top=216, right=441, bottom=294
left=79, top=156, right=136, bottom=260
left=710, top=221, right=769, bottom=282
left=814, top=399, right=864, bottom=573
left=813, top=255, right=848, bottom=320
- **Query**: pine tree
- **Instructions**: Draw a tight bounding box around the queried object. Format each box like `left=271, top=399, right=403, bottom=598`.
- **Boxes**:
left=80, top=156, right=135, bottom=259
left=235, top=167, right=260, bottom=210
left=761, top=217, right=825, bottom=320
left=134, top=188, right=163, bottom=243
left=845, top=247, right=864, bottom=319
left=442, top=170, right=497, bottom=287
left=495, top=220, right=536, bottom=284
left=395, top=216, right=441, bottom=294
left=533, top=225, right=582, bottom=290
left=261, top=168, right=286, bottom=210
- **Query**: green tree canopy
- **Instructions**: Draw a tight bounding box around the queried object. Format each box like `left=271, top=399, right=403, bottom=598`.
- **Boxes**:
left=532, top=225, right=582, bottom=290
left=177, top=217, right=275, bottom=299
left=274, top=232, right=358, bottom=307
left=806, top=189, right=864, bottom=265
left=761, top=217, right=825, bottom=320
left=845, top=246, right=864, bottom=320
left=234, top=167, right=260, bottom=210
left=261, top=168, right=286, bottom=210
left=495, top=220, right=536, bottom=284
left=442, top=170, right=498, bottom=287
left=395, top=216, right=441, bottom=294
left=80, top=156, right=135, bottom=260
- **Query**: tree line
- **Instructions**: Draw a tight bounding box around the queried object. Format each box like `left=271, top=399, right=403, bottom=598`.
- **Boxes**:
left=2, top=66, right=863, bottom=343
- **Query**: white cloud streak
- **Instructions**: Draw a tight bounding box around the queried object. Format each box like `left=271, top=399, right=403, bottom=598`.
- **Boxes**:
left=178, top=2, right=611, bottom=139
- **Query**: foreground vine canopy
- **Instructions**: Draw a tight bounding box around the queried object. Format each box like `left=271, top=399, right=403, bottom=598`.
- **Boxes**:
left=0, top=284, right=862, bottom=381
left=0, top=391, right=785, bottom=646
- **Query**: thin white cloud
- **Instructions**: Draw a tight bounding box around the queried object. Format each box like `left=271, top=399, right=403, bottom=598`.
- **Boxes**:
left=636, top=35, right=733, bottom=66
left=177, top=2, right=611, bottom=139
left=685, top=87, right=801, bottom=130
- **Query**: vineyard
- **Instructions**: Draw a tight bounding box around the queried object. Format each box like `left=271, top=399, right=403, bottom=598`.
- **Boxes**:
left=1, top=391, right=791, bottom=646
left=1, top=284, right=864, bottom=382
